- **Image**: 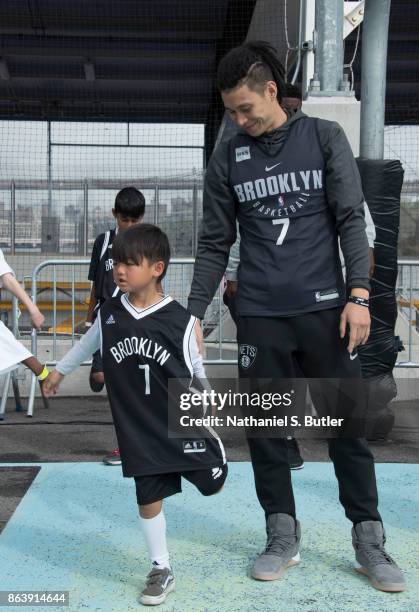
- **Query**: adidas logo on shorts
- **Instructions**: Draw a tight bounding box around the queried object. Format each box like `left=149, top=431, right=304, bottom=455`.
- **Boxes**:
left=212, top=467, right=223, bottom=479
left=105, top=314, right=116, bottom=324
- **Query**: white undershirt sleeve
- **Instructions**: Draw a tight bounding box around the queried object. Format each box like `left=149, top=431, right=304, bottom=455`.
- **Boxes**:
left=56, top=320, right=100, bottom=375
left=364, top=201, right=376, bottom=247
left=189, top=323, right=212, bottom=395
left=190, top=323, right=206, bottom=378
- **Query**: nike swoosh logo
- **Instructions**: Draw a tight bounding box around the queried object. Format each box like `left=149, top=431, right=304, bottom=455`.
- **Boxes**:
left=265, top=162, right=282, bottom=172
left=350, top=353, right=358, bottom=361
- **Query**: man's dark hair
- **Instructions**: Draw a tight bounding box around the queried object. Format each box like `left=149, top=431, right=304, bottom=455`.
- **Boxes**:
left=114, top=187, right=145, bottom=219
left=216, top=41, right=285, bottom=101
left=284, top=83, right=302, bottom=100
left=112, top=223, right=170, bottom=282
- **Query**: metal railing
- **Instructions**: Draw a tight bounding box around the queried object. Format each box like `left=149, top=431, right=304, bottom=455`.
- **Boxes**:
left=396, top=258, right=419, bottom=367
left=3, top=257, right=418, bottom=417
left=24, top=258, right=235, bottom=416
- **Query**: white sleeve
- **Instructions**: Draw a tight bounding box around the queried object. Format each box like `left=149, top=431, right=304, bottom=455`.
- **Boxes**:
left=187, top=323, right=213, bottom=396
left=364, top=201, right=376, bottom=248
left=189, top=323, right=207, bottom=379
left=56, top=319, right=100, bottom=375
left=225, top=223, right=240, bottom=281
left=0, top=249, right=14, bottom=287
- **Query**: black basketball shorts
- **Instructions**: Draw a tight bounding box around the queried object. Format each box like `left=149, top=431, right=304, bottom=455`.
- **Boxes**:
left=134, top=464, right=228, bottom=505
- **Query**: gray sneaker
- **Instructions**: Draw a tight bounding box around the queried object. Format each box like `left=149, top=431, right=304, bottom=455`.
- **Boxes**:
left=140, top=566, right=175, bottom=606
left=251, top=513, right=301, bottom=581
left=352, top=520, right=406, bottom=592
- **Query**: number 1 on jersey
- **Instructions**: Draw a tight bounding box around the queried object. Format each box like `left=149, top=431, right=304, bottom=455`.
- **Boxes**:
left=138, top=364, right=150, bottom=395
left=272, top=218, right=290, bottom=245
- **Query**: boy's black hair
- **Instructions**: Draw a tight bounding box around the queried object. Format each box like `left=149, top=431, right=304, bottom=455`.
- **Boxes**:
left=114, top=187, right=145, bottom=219
left=112, top=223, right=170, bottom=282
left=216, top=40, right=285, bottom=101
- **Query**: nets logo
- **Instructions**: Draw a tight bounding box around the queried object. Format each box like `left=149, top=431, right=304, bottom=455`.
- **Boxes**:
left=239, top=344, right=257, bottom=369
left=278, top=195, right=285, bottom=207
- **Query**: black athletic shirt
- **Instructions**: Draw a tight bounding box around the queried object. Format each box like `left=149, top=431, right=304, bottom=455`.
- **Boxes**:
left=88, top=229, right=120, bottom=304
left=98, top=294, right=226, bottom=477
left=188, top=110, right=370, bottom=319
left=230, top=117, right=345, bottom=315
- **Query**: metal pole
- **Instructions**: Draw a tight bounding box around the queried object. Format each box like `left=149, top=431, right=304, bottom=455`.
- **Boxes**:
left=301, top=0, right=316, bottom=97
left=47, top=121, right=52, bottom=216
left=10, top=180, right=15, bottom=254
left=360, top=0, right=391, bottom=159
left=314, top=0, right=344, bottom=93
left=291, top=0, right=305, bottom=85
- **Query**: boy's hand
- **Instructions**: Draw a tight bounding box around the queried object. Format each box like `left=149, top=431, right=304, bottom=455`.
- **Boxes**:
left=28, top=306, right=45, bottom=331
left=225, top=280, right=238, bottom=299
left=42, top=370, right=64, bottom=397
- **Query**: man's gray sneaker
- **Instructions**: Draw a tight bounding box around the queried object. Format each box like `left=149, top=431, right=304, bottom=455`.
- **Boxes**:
left=251, top=513, right=301, bottom=581
left=140, top=566, right=175, bottom=606
left=352, top=520, right=406, bottom=592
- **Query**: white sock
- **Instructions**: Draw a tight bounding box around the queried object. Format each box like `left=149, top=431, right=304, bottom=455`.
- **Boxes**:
left=140, top=511, right=170, bottom=569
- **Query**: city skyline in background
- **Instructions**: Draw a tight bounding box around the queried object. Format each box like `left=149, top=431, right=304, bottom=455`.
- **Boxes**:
left=0, top=119, right=418, bottom=256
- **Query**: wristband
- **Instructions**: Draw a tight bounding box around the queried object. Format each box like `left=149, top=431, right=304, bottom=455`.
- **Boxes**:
left=37, top=365, right=50, bottom=381
left=85, top=321, right=92, bottom=328
left=348, top=295, right=369, bottom=308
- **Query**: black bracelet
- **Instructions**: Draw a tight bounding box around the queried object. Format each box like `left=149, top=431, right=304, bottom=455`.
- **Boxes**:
left=348, top=295, right=369, bottom=308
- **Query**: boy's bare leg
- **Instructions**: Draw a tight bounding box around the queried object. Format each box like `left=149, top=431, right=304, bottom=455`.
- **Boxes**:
left=139, top=500, right=163, bottom=519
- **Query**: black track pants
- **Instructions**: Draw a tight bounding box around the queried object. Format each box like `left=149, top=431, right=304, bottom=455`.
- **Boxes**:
left=237, top=308, right=381, bottom=524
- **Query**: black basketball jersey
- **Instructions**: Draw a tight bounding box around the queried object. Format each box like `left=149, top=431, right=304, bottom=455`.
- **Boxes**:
left=98, top=294, right=225, bottom=477
left=228, top=116, right=346, bottom=316
left=88, top=229, right=120, bottom=304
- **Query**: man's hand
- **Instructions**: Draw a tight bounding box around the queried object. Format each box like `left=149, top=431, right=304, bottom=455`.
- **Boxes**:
left=42, top=370, right=65, bottom=397
left=28, top=306, right=45, bottom=331
left=340, top=303, right=371, bottom=353
left=194, top=319, right=205, bottom=357
left=225, top=280, right=238, bottom=299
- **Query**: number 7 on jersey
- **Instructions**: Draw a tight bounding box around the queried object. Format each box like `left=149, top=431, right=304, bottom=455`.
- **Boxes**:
left=272, top=218, right=290, bottom=246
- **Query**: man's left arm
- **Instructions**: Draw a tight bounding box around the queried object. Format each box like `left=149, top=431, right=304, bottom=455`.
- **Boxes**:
left=319, top=120, right=371, bottom=352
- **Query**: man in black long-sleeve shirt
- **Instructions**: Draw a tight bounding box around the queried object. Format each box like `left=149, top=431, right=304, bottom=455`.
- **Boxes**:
left=188, top=41, right=405, bottom=593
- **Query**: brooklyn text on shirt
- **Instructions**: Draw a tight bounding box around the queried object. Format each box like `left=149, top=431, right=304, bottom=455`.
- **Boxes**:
left=109, top=336, right=171, bottom=366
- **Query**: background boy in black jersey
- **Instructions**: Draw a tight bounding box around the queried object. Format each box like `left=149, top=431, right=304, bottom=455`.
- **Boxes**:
left=86, top=187, right=145, bottom=465
left=44, top=224, right=227, bottom=606
left=188, top=41, right=405, bottom=593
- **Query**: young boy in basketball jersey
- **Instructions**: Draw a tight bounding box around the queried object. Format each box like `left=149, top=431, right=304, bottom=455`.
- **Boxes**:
left=86, top=187, right=145, bottom=465
left=43, top=224, right=227, bottom=606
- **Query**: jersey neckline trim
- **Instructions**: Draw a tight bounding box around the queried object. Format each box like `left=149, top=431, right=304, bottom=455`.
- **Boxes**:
left=120, top=293, right=173, bottom=320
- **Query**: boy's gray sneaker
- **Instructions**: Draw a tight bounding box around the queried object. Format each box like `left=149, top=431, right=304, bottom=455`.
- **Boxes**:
left=140, top=566, right=175, bottom=606
left=352, top=520, right=406, bottom=592
left=251, top=513, right=301, bottom=581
